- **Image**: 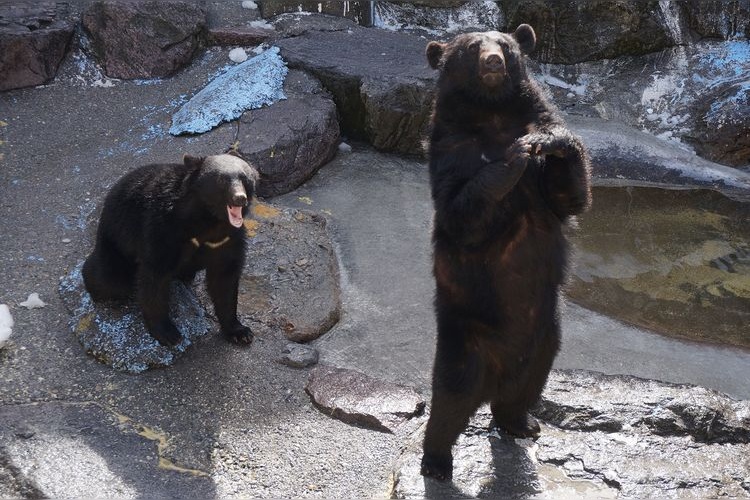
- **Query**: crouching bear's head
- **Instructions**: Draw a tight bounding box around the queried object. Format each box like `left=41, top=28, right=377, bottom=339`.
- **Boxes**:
left=185, top=154, right=259, bottom=228
left=426, top=24, right=536, bottom=102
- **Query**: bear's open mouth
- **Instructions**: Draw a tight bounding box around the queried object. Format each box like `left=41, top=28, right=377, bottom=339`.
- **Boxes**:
left=227, top=205, right=244, bottom=228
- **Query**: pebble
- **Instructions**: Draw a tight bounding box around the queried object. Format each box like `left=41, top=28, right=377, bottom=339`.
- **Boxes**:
left=229, top=48, right=248, bottom=63
left=278, top=343, right=319, bottom=368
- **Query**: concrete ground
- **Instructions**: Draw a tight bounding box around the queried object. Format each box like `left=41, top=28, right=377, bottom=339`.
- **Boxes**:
left=1, top=40, right=749, bottom=498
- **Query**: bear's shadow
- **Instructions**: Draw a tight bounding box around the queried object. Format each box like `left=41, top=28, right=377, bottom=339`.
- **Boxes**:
left=59, top=261, right=212, bottom=373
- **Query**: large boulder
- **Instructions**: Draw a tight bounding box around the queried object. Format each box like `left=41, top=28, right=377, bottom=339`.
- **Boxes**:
left=305, top=366, right=425, bottom=433
left=501, top=0, right=678, bottom=63
left=0, top=3, right=74, bottom=91
left=276, top=24, right=435, bottom=156
left=678, top=0, right=750, bottom=40
left=233, top=202, right=341, bottom=343
left=392, top=370, right=750, bottom=498
left=236, top=69, right=340, bottom=197
left=689, top=82, right=750, bottom=168
left=82, top=0, right=206, bottom=79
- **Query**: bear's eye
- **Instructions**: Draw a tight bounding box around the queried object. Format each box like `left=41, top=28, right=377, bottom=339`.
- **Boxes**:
left=468, top=42, right=480, bottom=53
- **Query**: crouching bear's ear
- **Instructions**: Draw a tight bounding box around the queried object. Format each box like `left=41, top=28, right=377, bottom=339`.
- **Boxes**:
left=183, top=154, right=205, bottom=168
left=426, top=41, right=446, bottom=69
left=514, top=24, right=536, bottom=54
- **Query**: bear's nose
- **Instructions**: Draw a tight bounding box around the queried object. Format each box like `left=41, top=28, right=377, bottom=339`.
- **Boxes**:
left=484, top=53, right=504, bottom=72
left=231, top=192, right=248, bottom=207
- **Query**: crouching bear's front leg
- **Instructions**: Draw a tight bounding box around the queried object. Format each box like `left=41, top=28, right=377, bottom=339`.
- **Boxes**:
left=206, top=241, right=253, bottom=345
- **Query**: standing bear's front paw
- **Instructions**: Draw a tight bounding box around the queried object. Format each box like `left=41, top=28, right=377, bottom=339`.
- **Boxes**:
left=524, top=131, right=571, bottom=159
left=222, top=324, right=254, bottom=345
left=420, top=452, right=453, bottom=481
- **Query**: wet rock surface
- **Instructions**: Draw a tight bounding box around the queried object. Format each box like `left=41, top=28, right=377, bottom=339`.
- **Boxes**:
left=690, top=82, right=750, bottom=168
left=0, top=3, right=75, bottom=91
left=392, top=370, right=750, bottom=499
left=59, top=263, right=212, bottom=373
left=569, top=185, right=750, bottom=348
left=236, top=69, right=340, bottom=197
left=306, top=366, right=426, bottom=433
left=82, top=0, right=206, bottom=79
left=276, top=24, right=435, bottom=155
left=231, top=202, right=341, bottom=343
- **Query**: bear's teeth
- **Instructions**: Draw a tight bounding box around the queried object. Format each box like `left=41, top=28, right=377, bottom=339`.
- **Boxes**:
left=228, top=205, right=244, bottom=228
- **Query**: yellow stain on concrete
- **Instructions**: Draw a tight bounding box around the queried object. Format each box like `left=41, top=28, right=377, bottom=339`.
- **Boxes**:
left=112, top=410, right=208, bottom=477
left=244, top=219, right=260, bottom=237
left=76, top=313, right=94, bottom=333
left=298, top=196, right=313, bottom=205
left=252, top=201, right=280, bottom=219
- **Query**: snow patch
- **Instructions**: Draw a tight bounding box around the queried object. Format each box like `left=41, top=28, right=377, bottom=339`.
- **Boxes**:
left=0, top=305, right=13, bottom=348
left=229, top=47, right=248, bottom=63
left=19, top=293, right=46, bottom=309
left=170, top=46, right=288, bottom=136
left=241, top=0, right=257, bottom=9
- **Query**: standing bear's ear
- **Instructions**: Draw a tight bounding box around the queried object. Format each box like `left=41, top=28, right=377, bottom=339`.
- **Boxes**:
left=183, top=154, right=205, bottom=168
left=513, top=24, right=536, bottom=54
left=426, top=41, right=446, bottom=69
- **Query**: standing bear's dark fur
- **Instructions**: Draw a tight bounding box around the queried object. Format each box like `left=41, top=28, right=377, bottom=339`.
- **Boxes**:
left=82, top=153, right=259, bottom=347
left=421, top=25, right=592, bottom=480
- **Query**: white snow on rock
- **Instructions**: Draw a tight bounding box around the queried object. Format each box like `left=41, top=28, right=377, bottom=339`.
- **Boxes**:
left=229, top=47, right=248, bottom=63
left=241, top=1, right=258, bottom=9
left=0, top=304, right=13, bottom=348
left=338, top=142, right=352, bottom=153
left=170, top=46, right=288, bottom=135
left=19, top=293, right=46, bottom=309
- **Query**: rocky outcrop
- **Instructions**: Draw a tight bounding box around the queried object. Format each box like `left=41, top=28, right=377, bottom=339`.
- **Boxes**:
left=502, top=0, right=678, bottom=64
left=306, top=366, right=425, bottom=433
left=234, top=202, right=341, bottom=343
left=276, top=23, right=434, bottom=156
left=82, top=0, right=206, bottom=79
left=206, top=26, right=275, bottom=46
left=689, top=82, right=750, bottom=167
left=392, top=370, right=750, bottom=498
left=0, top=3, right=75, bottom=91
left=59, top=263, right=212, bottom=374
left=236, top=69, right=340, bottom=197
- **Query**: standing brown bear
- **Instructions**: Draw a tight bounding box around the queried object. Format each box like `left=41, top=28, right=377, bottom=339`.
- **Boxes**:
left=421, top=25, right=592, bottom=480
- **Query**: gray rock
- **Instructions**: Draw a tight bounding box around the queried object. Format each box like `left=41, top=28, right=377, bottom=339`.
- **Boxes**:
left=278, top=342, right=319, bottom=368
left=678, top=0, right=750, bottom=40
left=306, top=366, right=425, bottom=433
left=236, top=69, right=339, bottom=197
left=82, top=0, right=205, bottom=79
left=689, top=82, right=750, bottom=168
left=206, top=26, right=276, bottom=46
left=392, top=370, right=750, bottom=498
left=0, top=3, right=74, bottom=91
left=276, top=25, right=435, bottom=156
left=232, top=202, right=341, bottom=343
left=502, top=0, right=678, bottom=64
left=58, top=263, right=212, bottom=374
left=567, top=115, right=750, bottom=191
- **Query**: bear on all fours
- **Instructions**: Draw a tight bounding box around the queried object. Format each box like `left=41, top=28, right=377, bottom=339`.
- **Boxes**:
left=421, top=25, right=592, bottom=480
left=82, top=153, right=259, bottom=347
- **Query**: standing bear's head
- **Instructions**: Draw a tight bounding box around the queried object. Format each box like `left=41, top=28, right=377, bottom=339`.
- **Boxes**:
left=426, top=24, right=536, bottom=102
